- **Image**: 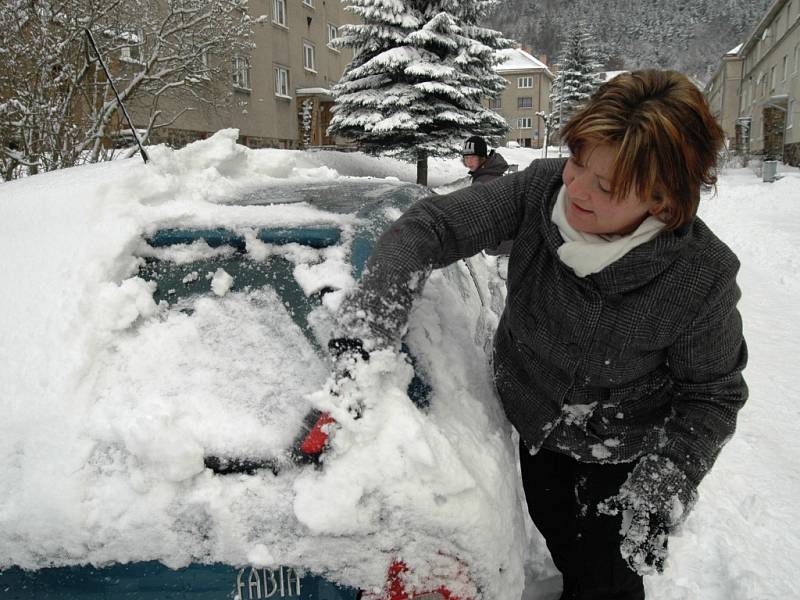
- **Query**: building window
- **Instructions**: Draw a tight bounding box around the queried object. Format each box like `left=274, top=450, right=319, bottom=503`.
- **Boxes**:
left=274, top=65, right=290, bottom=97
left=517, top=117, right=532, bottom=129
left=783, top=55, right=788, bottom=81
left=273, top=0, right=287, bottom=26
left=232, top=55, right=250, bottom=89
left=517, top=76, right=533, bottom=88
left=120, top=30, right=144, bottom=64
left=770, top=65, right=776, bottom=91
left=788, top=99, right=795, bottom=129
left=517, top=96, right=533, bottom=109
left=303, top=41, right=316, bottom=72
left=794, top=44, right=799, bottom=75
left=302, top=0, right=314, bottom=7
left=328, top=24, right=338, bottom=47
left=489, top=97, right=502, bottom=109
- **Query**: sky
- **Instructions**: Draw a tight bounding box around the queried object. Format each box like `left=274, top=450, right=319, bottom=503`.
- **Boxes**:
left=0, top=131, right=798, bottom=599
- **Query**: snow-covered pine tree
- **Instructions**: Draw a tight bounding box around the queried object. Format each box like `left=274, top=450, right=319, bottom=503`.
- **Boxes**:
left=328, top=0, right=512, bottom=185
left=550, top=21, right=603, bottom=132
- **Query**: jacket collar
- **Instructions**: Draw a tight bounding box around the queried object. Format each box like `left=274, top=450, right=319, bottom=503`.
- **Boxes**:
left=538, top=159, right=694, bottom=294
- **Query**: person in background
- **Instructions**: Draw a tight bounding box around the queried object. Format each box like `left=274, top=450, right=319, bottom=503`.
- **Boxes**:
left=462, top=135, right=513, bottom=254
left=331, top=70, right=747, bottom=600
left=462, top=135, right=509, bottom=184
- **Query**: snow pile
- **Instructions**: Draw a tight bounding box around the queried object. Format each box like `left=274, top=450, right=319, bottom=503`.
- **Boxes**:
left=0, top=130, right=534, bottom=599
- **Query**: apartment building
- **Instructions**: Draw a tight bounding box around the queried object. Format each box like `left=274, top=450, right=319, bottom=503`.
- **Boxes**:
left=489, top=48, right=554, bottom=148
left=734, top=0, right=800, bottom=164
left=705, top=45, right=745, bottom=151
left=139, top=0, right=358, bottom=149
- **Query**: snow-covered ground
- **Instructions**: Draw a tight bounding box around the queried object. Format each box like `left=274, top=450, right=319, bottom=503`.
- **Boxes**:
left=1, top=131, right=798, bottom=599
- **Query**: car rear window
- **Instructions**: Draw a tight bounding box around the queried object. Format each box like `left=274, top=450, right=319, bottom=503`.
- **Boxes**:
left=92, top=227, right=348, bottom=465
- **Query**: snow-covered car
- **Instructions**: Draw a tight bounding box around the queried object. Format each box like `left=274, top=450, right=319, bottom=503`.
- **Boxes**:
left=0, top=134, right=527, bottom=600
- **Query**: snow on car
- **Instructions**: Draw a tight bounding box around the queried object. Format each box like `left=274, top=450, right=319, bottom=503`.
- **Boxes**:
left=0, top=130, right=528, bottom=599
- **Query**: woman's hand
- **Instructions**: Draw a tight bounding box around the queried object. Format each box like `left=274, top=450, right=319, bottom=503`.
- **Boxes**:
left=598, top=485, right=670, bottom=574
left=327, top=337, right=370, bottom=417
left=598, top=454, right=697, bottom=575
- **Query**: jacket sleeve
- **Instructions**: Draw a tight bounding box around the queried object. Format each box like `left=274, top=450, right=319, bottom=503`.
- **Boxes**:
left=336, top=160, right=548, bottom=348
left=629, top=258, right=748, bottom=525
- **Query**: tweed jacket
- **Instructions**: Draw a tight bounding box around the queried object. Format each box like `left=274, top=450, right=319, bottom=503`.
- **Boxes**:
left=341, top=158, right=748, bottom=506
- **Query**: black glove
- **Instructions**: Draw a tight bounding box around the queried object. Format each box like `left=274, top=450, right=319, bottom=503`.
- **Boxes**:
left=598, top=454, right=696, bottom=575
left=598, top=491, right=670, bottom=574
left=328, top=337, right=370, bottom=363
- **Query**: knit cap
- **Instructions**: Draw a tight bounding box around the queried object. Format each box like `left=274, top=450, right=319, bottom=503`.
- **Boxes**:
left=462, top=136, right=488, bottom=157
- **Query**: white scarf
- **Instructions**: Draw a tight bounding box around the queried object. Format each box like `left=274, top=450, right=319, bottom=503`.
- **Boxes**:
left=551, top=186, right=665, bottom=277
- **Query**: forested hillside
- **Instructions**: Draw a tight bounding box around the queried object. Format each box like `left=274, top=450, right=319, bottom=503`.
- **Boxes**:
left=486, top=0, right=774, bottom=83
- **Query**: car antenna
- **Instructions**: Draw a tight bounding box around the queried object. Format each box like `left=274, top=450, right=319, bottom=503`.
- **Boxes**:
left=84, top=28, right=150, bottom=164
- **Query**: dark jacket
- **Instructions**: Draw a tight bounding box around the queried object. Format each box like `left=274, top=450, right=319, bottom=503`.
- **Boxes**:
left=469, top=151, right=509, bottom=184
left=340, top=158, right=747, bottom=512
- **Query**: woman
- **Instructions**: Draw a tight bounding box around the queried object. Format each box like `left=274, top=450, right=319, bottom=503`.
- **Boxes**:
left=332, top=70, right=748, bottom=600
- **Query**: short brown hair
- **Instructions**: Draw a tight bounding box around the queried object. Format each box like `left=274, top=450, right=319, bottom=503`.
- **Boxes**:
left=561, top=70, right=725, bottom=229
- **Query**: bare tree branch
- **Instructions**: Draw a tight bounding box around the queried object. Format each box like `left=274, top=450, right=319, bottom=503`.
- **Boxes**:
left=0, top=0, right=253, bottom=180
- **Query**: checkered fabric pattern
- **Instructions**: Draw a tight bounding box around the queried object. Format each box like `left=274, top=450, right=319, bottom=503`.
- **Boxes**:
left=339, top=158, right=748, bottom=507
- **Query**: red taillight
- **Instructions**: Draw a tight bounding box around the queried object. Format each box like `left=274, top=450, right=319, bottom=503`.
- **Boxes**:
left=386, top=560, right=409, bottom=600
left=362, top=560, right=468, bottom=600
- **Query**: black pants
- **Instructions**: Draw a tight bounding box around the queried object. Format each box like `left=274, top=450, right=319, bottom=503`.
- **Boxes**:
left=519, top=444, right=645, bottom=600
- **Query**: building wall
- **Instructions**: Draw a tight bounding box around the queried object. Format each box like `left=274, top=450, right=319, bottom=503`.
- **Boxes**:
left=737, top=0, right=800, bottom=163
left=138, top=0, right=357, bottom=149
left=705, top=56, right=744, bottom=149
left=491, top=71, right=553, bottom=148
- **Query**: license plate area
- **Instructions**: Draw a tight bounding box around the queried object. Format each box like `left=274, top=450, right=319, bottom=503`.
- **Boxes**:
left=236, top=566, right=359, bottom=599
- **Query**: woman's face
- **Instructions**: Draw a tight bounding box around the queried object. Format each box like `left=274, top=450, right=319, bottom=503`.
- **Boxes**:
left=562, top=144, right=660, bottom=235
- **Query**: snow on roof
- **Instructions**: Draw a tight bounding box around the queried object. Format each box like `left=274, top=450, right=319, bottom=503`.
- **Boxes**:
left=727, top=43, right=743, bottom=55
left=494, top=48, right=553, bottom=78
left=296, top=87, right=332, bottom=96
left=601, top=70, right=628, bottom=82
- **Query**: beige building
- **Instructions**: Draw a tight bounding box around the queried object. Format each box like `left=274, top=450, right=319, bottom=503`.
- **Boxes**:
left=732, top=0, right=800, bottom=164
left=489, top=48, right=554, bottom=148
left=138, top=0, right=358, bottom=149
left=705, top=45, right=745, bottom=151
